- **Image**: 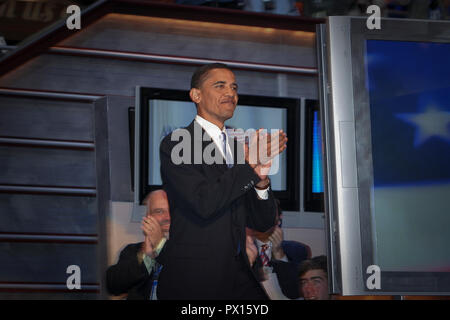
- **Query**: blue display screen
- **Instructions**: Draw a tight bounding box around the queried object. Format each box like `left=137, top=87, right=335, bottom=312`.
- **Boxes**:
left=312, top=110, right=324, bottom=193
left=366, top=40, right=450, bottom=272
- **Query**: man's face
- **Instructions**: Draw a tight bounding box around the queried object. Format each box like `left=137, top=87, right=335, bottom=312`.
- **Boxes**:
left=191, top=68, right=238, bottom=128
left=146, top=192, right=171, bottom=238
left=299, top=269, right=330, bottom=300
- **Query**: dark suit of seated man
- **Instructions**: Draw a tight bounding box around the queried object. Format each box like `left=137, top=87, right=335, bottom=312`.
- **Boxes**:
left=156, top=63, right=288, bottom=300
left=106, top=190, right=170, bottom=300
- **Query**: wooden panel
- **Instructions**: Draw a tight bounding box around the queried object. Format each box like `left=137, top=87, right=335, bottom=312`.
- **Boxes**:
left=58, top=13, right=317, bottom=68
left=0, top=242, right=98, bottom=283
left=0, top=194, right=97, bottom=234
left=0, top=145, right=96, bottom=187
left=0, top=54, right=316, bottom=98
left=0, top=54, right=192, bottom=96
left=0, top=96, right=94, bottom=141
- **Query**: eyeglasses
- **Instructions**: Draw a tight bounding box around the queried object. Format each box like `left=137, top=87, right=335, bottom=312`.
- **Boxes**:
left=149, top=208, right=169, bottom=216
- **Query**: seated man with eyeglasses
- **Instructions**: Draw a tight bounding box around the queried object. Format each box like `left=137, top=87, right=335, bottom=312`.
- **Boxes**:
left=106, top=189, right=170, bottom=300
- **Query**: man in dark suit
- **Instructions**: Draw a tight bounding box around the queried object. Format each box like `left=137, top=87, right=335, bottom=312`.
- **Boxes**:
left=106, top=189, right=170, bottom=300
left=157, top=63, right=288, bottom=300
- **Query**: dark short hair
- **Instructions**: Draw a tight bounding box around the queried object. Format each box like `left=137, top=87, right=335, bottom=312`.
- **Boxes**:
left=190, top=63, right=232, bottom=89
left=298, top=255, right=328, bottom=278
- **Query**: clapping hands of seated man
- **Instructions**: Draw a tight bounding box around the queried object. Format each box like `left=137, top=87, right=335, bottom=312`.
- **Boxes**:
left=268, top=226, right=286, bottom=261
left=141, top=202, right=170, bottom=259
left=246, top=234, right=259, bottom=267
left=244, top=128, right=288, bottom=188
left=141, top=214, right=169, bottom=259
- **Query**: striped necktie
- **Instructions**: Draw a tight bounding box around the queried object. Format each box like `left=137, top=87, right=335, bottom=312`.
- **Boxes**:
left=260, top=244, right=270, bottom=267
left=149, top=262, right=162, bottom=300
left=221, top=131, right=233, bottom=168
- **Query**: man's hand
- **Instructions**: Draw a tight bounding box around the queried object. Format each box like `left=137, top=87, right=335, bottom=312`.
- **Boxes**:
left=269, top=226, right=286, bottom=260
left=244, top=129, right=287, bottom=180
left=141, top=215, right=164, bottom=258
left=246, top=235, right=258, bottom=267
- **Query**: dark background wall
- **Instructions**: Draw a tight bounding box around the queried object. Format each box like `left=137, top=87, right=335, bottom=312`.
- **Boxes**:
left=0, top=92, right=109, bottom=298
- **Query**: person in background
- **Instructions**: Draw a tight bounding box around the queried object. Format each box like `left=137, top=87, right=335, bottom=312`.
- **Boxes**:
left=298, top=255, right=331, bottom=300
left=106, top=189, right=170, bottom=300
left=247, top=199, right=311, bottom=299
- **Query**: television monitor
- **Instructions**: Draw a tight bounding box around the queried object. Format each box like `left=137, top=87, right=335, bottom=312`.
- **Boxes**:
left=133, top=87, right=300, bottom=218
left=317, top=16, right=450, bottom=295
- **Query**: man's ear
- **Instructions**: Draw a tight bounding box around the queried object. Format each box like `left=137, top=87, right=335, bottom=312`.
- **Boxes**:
left=190, top=88, right=201, bottom=104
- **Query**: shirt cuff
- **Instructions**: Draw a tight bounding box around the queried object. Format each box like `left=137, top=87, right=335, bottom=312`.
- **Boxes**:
left=254, top=187, right=269, bottom=200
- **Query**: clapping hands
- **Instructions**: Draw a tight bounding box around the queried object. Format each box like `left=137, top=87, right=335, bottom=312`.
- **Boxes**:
left=244, top=129, right=288, bottom=183
left=141, top=215, right=164, bottom=258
